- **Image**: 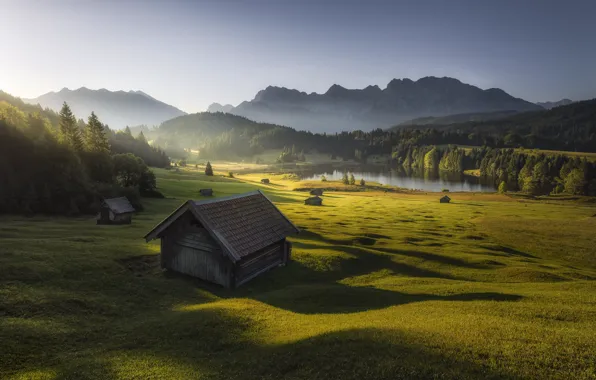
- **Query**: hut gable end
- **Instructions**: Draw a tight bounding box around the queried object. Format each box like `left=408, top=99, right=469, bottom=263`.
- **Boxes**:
left=104, top=197, right=135, bottom=214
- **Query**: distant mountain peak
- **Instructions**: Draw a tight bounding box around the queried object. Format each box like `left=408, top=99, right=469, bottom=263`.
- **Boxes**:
left=536, top=98, right=574, bottom=109
left=24, top=87, right=186, bottom=129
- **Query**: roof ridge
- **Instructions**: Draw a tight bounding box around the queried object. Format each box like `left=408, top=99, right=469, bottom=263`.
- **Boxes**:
left=192, top=190, right=261, bottom=205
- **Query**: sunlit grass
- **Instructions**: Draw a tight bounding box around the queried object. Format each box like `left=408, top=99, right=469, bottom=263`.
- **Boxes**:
left=1, top=168, right=595, bottom=379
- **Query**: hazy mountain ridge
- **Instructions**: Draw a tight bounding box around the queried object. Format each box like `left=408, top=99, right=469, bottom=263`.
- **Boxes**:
left=24, top=87, right=186, bottom=129
left=209, top=76, right=542, bottom=133
left=397, top=110, right=521, bottom=127
left=536, top=99, right=574, bottom=109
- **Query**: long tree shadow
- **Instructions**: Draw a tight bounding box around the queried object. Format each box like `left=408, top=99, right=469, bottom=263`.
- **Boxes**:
left=247, top=281, right=522, bottom=314
left=72, top=307, right=522, bottom=380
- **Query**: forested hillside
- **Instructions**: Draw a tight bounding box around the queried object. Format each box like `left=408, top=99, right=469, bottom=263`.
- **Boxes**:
left=0, top=91, right=166, bottom=215
left=391, top=98, right=596, bottom=152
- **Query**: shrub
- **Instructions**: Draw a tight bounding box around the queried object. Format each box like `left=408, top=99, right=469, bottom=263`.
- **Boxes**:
left=442, top=188, right=450, bottom=192
left=360, top=178, right=365, bottom=186
left=498, top=181, right=507, bottom=194
left=321, top=175, right=327, bottom=182
left=205, top=161, right=213, bottom=176
left=228, top=171, right=234, bottom=178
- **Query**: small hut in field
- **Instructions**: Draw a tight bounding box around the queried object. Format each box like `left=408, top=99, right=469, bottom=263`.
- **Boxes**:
left=199, top=189, right=213, bottom=197
left=144, top=190, right=299, bottom=288
left=310, top=189, right=324, bottom=196
left=304, top=196, right=323, bottom=206
left=97, top=197, right=135, bottom=225
left=261, top=179, right=270, bottom=184
left=440, top=195, right=451, bottom=203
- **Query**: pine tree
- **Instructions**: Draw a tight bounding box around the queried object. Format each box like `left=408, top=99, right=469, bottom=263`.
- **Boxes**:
left=124, top=126, right=132, bottom=136
left=342, top=173, right=349, bottom=185
left=349, top=173, right=355, bottom=185
left=137, top=131, right=148, bottom=145
left=84, top=112, right=110, bottom=152
left=59, top=102, right=83, bottom=152
left=360, top=178, right=365, bottom=186
left=205, top=161, right=213, bottom=176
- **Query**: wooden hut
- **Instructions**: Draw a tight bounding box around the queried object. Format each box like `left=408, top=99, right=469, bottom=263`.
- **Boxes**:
left=309, top=189, right=324, bottom=196
left=261, top=179, right=270, bottom=184
left=440, top=195, right=451, bottom=203
left=97, top=197, right=135, bottom=225
left=304, top=196, right=323, bottom=206
left=144, top=190, right=299, bottom=288
left=199, top=189, right=213, bottom=197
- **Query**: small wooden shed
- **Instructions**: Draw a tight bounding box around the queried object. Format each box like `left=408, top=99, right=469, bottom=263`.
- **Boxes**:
left=199, top=189, right=213, bottom=197
left=144, top=190, right=299, bottom=288
left=440, top=195, right=451, bottom=203
left=304, top=196, right=323, bottom=206
left=261, top=179, right=270, bottom=184
left=310, top=189, right=324, bottom=196
left=97, top=197, right=135, bottom=225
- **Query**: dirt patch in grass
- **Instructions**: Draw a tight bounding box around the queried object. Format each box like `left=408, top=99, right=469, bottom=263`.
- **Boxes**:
left=461, top=234, right=486, bottom=241
left=404, top=237, right=425, bottom=244
left=477, top=259, right=505, bottom=266
left=424, top=242, right=446, bottom=247
left=364, top=233, right=391, bottom=240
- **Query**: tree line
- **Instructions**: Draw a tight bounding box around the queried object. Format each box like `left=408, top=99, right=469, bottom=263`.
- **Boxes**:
left=0, top=98, right=163, bottom=215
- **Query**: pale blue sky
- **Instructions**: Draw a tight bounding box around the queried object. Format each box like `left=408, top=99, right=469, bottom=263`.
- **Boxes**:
left=2, top=0, right=595, bottom=112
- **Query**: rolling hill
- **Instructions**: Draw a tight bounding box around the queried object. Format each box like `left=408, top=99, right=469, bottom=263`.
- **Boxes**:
left=209, top=76, right=542, bottom=133
left=24, top=87, right=186, bottom=129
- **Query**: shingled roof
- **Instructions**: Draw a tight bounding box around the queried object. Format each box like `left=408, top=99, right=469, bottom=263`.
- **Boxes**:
left=103, top=197, right=135, bottom=214
left=144, top=190, right=299, bottom=262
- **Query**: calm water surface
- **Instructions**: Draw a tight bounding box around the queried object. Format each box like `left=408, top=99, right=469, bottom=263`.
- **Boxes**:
left=301, top=167, right=495, bottom=192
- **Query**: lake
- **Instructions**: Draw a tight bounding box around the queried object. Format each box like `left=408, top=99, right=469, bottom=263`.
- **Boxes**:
left=300, top=167, right=496, bottom=192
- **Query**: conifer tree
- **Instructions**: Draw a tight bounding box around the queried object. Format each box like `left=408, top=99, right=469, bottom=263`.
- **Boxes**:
left=84, top=112, right=110, bottom=152
left=342, top=172, right=349, bottom=185
left=59, top=102, right=83, bottom=152
left=205, top=161, right=213, bottom=176
left=349, top=173, right=355, bottom=185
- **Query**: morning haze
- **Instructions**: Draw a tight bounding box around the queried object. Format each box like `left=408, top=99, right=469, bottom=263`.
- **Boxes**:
left=1, top=1, right=596, bottom=379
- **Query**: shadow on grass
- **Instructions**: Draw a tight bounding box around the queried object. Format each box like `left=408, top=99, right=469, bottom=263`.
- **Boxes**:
left=71, top=310, right=521, bottom=380
left=479, top=244, right=537, bottom=259
left=246, top=281, right=522, bottom=314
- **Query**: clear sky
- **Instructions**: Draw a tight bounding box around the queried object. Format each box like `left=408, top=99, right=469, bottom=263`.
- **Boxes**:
left=2, top=0, right=595, bottom=113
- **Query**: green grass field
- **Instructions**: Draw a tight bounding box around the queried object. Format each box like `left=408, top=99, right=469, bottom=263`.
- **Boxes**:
left=2, top=168, right=596, bottom=379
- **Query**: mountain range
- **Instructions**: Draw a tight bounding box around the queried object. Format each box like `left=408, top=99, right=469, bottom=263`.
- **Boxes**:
left=535, top=99, right=574, bottom=110
left=24, top=87, right=186, bottom=129
left=208, top=76, right=543, bottom=133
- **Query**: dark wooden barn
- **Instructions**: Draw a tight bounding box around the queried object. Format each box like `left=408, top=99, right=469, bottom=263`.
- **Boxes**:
left=440, top=195, right=451, bottom=203
left=310, top=189, right=324, bottom=196
left=199, top=189, right=213, bottom=196
left=261, top=179, right=270, bottom=184
left=304, top=196, right=323, bottom=206
left=144, top=190, right=299, bottom=288
left=97, top=197, right=135, bottom=225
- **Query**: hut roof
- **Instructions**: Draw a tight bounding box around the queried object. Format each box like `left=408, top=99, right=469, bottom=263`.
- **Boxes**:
left=440, top=195, right=451, bottom=201
left=103, top=197, right=135, bottom=214
left=144, top=190, right=299, bottom=262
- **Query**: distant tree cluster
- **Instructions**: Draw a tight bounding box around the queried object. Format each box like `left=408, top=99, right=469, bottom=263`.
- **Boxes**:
left=277, top=145, right=306, bottom=163
left=0, top=96, right=163, bottom=215
left=479, top=148, right=596, bottom=196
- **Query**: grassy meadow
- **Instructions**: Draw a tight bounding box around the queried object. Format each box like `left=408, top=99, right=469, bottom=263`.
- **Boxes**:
left=1, top=166, right=596, bottom=379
